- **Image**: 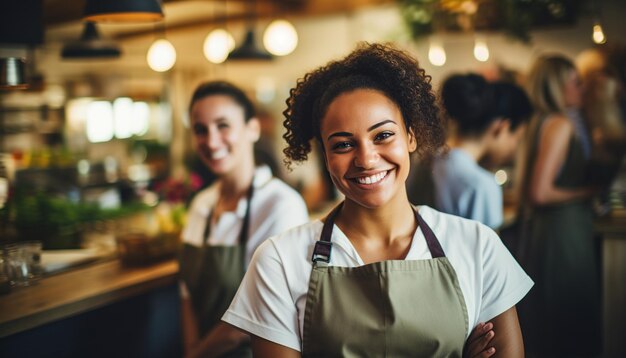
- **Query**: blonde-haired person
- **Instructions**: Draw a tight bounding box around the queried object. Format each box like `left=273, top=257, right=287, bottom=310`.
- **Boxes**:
left=516, top=54, right=602, bottom=357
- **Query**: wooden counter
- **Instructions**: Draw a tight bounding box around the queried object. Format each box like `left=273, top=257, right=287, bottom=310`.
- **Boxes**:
left=0, top=258, right=178, bottom=338
left=594, top=210, right=626, bottom=357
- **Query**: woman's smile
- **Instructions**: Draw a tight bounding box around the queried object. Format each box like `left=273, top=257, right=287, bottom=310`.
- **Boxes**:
left=321, top=89, right=416, bottom=208
left=350, top=169, right=391, bottom=186
left=208, top=147, right=229, bottom=161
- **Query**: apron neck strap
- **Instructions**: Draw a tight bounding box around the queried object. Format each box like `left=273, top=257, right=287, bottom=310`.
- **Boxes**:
left=312, top=202, right=445, bottom=263
left=414, top=209, right=445, bottom=258
left=311, top=202, right=343, bottom=263
left=203, top=178, right=255, bottom=247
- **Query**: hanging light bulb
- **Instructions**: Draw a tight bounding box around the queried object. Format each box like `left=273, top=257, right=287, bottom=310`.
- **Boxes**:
left=473, top=38, right=490, bottom=62
left=147, top=38, right=176, bottom=72
left=592, top=23, right=606, bottom=44
left=263, top=19, right=298, bottom=56
left=204, top=28, right=235, bottom=64
left=428, top=41, right=446, bottom=67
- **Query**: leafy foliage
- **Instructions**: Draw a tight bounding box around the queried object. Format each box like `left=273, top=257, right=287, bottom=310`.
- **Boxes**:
left=398, top=0, right=585, bottom=43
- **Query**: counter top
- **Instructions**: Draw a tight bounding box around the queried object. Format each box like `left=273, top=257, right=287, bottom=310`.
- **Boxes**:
left=0, top=258, right=178, bottom=338
left=594, top=209, right=626, bottom=236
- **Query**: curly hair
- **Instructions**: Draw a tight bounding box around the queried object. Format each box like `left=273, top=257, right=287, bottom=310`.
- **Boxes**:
left=282, top=42, right=444, bottom=169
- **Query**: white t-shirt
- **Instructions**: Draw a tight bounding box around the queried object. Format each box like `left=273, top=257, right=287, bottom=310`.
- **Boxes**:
left=181, top=165, right=309, bottom=266
left=222, top=205, right=533, bottom=352
left=432, top=149, right=503, bottom=229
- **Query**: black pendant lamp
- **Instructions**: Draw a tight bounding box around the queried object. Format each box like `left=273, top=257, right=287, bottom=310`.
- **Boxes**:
left=83, top=0, right=163, bottom=22
left=227, top=0, right=272, bottom=61
left=227, top=29, right=272, bottom=61
left=62, top=22, right=121, bottom=59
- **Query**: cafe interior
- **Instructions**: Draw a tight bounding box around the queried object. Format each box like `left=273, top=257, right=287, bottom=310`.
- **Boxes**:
left=1, top=0, right=625, bottom=357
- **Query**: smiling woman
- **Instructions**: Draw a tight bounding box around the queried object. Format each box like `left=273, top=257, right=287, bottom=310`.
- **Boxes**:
left=222, top=43, right=533, bottom=358
left=177, top=81, right=309, bottom=358
left=322, top=90, right=416, bottom=210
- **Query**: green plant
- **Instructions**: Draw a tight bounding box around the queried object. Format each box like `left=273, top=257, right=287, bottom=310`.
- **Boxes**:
left=398, top=0, right=585, bottom=43
left=11, top=187, right=152, bottom=249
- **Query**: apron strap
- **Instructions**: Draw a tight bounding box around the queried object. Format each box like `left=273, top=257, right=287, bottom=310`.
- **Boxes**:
left=238, top=182, right=255, bottom=247
left=202, top=179, right=255, bottom=248
left=414, top=210, right=445, bottom=258
left=312, top=202, right=446, bottom=263
left=312, top=202, right=342, bottom=263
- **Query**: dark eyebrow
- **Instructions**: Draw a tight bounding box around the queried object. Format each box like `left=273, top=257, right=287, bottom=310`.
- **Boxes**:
left=367, top=119, right=396, bottom=131
left=327, top=131, right=353, bottom=141
left=326, top=119, right=396, bottom=141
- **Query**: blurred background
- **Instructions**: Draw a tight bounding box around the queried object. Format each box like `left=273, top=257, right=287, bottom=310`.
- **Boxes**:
left=1, top=0, right=626, bottom=356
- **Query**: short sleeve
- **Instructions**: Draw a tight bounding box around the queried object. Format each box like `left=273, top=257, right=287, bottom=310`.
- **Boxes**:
left=477, top=227, right=533, bottom=323
left=222, top=239, right=302, bottom=351
left=265, top=195, right=309, bottom=243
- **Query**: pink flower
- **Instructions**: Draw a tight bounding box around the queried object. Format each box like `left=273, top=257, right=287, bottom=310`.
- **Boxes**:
left=153, top=174, right=204, bottom=204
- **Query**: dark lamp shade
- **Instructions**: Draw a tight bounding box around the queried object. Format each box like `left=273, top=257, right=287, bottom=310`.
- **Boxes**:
left=84, top=0, right=163, bottom=22
left=62, top=22, right=122, bottom=59
left=0, top=58, right=28, bottom=90
left=228, top=29, right=273, bottom=61
left=62, top=43, right=121, bottom=59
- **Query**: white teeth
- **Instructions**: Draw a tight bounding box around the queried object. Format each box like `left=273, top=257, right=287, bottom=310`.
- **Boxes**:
left=356, top=171, right=388, bottom=185
left=210, top=148, right=228, bottom=160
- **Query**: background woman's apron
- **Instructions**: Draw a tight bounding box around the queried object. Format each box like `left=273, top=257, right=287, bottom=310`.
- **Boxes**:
left=302, top=203, right=469, bottom=357
left=179, top=184, right=254, bottom=357
left=518, top=118, right=602, bottom=356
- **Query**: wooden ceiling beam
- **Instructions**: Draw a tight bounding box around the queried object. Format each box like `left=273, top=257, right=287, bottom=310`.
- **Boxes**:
left=112, top=0, right=394, bottom=40
left=43, top=0, right=394, bottom=36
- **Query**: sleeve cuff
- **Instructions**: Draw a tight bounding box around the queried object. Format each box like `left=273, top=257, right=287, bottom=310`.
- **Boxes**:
left=222, top=310, right=302, bottom=352
left=478, top=278, right=534, bottom=324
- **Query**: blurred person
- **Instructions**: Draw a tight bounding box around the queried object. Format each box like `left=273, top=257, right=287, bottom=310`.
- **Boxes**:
left=516, top=54, right=602, bottom=357
left=178, top=81, right=309, bottom=358
left=577, top=45, right=626, bottom=203
left=432, top=74, right=532, bottom=229
left=222, top=43, right=532, bottom=357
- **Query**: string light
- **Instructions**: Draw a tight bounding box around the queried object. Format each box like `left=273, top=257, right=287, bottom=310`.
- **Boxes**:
left=428, top=41, right=446, bottom=67
left=592, top=23, right=606, bottom=44
left=147, top=38, right=176, bottom=72
left=203, top=28, right=235, bottom=64
left=473, top=38, right=490, bottom=62
left=263, top=19, right=298, bottom=56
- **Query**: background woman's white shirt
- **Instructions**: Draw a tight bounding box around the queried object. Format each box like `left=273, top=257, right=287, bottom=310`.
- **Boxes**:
left=181, top=165, right=309, bottom=266
left=222, top=205, right=533, bottom=352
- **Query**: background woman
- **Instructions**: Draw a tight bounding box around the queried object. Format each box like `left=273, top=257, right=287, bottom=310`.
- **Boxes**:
left=179, top=81, right=309, bottom=357
left=433, top=74, right=532, bottom=229
left=222, top=43, right=532, bottom=357
left=517, top=54, right=602, bottom=357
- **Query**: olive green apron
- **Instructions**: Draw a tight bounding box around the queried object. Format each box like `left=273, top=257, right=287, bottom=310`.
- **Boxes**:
left=302, top=203, right=469, bottom=357
left=179, top=184, right=254, bottom=357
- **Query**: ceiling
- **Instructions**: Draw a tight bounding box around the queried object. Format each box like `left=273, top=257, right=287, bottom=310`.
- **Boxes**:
left=43, top=0, right=394, bottom=43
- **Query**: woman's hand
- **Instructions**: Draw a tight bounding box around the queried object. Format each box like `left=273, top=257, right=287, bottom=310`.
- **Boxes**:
left=464, top=322, right=496, bottom=357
